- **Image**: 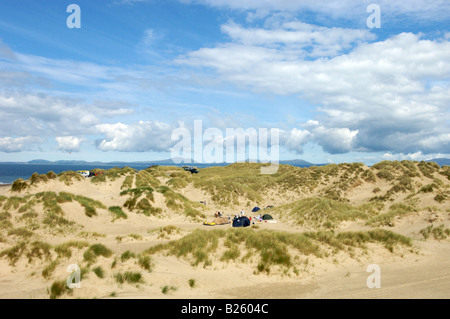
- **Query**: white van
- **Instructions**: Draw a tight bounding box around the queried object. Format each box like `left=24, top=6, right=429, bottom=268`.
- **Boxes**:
left=77, top=170, right=90, bottom=178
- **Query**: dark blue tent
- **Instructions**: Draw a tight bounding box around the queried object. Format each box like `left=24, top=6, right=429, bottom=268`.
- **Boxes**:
left=232, top=216, right=250, bottom=227
left=251, top=207, right=261, bottom=212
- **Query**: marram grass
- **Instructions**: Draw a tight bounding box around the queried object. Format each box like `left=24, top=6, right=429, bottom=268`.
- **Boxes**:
left=144, top=228, right=412, bottom=274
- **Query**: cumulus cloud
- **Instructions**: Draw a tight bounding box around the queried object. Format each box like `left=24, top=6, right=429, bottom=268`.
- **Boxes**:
left=55, top=136, right=84, bottom=153
left=179, top=24, right=450, bottom=155
left=0, top=92, right=133, bottom=137
left=95, top=121, right=175, bottom=152
left=0, top=136, right=43, bottom=152
left=281, top=128, right=311, bottom=154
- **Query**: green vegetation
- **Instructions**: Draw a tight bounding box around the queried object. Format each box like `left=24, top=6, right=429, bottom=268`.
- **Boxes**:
left=366, top=203, right=416, bottom=227
left=91, top=167, right=137, bottom=184
left=42, top=260, right=59, bottom=279
left=161, top=285, right=177, bottom=294
left=0, top=212, right=11, bottom=221
left=92, top=266, right=105, bottom=278
left=137, top=255, right=153, bottom=272
left=155, top=186, right=205, bottom=220
left=121, top=250, right=136, bottom=262
left=121, top=174, right=134, bottom=190
left=439, top=166, right=450, bottom=180
left=114, top=271, right=144, bottom=284
left=0, top=241, right=53, bottom=266
left=361, top=169, right=377, bottom=183
left=420, top=224, right=450, bottom=240
left=121, top=186, right=162, bottom=216
left=11, top=178, right=29, bottom=192
left=46, top=171, right=57, bottom=179
left=188, top=279, right=196, bottom=288
left=57, top=170, right=83, bottom=185
left=27, top=241, right=52, bottom=262
left=144, top=228, right=412, bottom=273
left=115, top=233, right=142, bottom=243
left=83, top=244, right=113, bottom=264
left=121, top=186, right=155, bottom=201
left=273, top=197, right=379, bottom=229
left=73, top=195, right=106, bottom=217
left=30, top=172, right=49, bottom=185
left=35, top=191, right=106, bottom=217
left=434, top=194, right=447, bottom=203
left=77, top=231, right=106, bottom=239
left=43, top=213, right=74, bottom=228
left=376, top=170, right=395, bottom=181
left=7, top=227, right=34, bottom=238
left=56, top=192, right=73, bottom=203
left=35, top=192, right=64, bottom=215
left=54, top=241, right=89, bottom=258
left=49, top=280, right=72, bottom=299
left=420, top=184, right=435, bottom=193
left=156, top=225, right=181, bottom=239
left=3, top=196, right=28, bottom=210
left=135, top=169, right=160, bottom=188
left=108, top=206, right=127, bottom=221
left=418, top=161, right=439, bottom=179
left=0, top=242, right=27, bottom=266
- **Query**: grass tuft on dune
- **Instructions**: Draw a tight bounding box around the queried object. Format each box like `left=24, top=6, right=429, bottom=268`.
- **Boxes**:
left=144, top=228, right=413, bottom=273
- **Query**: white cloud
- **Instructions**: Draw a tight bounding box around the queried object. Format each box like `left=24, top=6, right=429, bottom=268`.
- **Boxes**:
left=281, top=128, right=311, bottom=154
left=221, top=21, right=375, bottom=58
left=136, top=29, right=166, bottom=58
left=95, top=121, right=175, bottom=152
left=382, top=151, right=450, bottom=162
left=0, top=92, right=134, bottom=137
left=179, top=27, right=450, bottom=155
left=0, top=136, right=43, bottom=152
left=55, top=136, right=84, bottom=153
left=182, top=0, right=450, bottom=22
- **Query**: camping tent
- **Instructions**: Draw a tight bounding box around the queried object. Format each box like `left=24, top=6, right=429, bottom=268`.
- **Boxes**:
left=262, top=214, right=273, bottom=220
left=232, top=216, right=250, bottom=227
left=251, top=207, right=261, bottom=212
left=213, top=217, right=230, bottom=225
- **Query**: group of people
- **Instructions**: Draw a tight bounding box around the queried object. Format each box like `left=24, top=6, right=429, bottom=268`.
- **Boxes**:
left=214, top=208, right=265, bottom=223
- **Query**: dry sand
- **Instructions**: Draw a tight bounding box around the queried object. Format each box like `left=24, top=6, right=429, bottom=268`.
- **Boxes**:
left=0, top=168, right=449, bottom=300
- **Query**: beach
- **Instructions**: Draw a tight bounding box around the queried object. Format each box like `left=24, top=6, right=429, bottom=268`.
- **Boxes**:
left=0, top=162, right=449, bottom=299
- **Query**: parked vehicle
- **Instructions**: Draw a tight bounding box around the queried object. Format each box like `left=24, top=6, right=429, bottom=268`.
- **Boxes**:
left=77, top=170, right=90, bottom=178
left=182, top=166, right=199, bottom=174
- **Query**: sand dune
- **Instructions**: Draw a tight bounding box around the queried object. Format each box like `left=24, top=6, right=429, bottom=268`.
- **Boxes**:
left=0, top=162, right=449, bottom=299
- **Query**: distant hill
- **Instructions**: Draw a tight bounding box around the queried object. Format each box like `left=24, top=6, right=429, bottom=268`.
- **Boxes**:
left=279, top=159, right=326, bottom=167
left=427, top=158, right=450, bottom=166
left=27, top=159, right=52, bottom=164
left=22, top=158, right=324, bottom=168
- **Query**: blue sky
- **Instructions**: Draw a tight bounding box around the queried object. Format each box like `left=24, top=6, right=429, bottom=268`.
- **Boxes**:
left=0, top=0, right=449, bottom=165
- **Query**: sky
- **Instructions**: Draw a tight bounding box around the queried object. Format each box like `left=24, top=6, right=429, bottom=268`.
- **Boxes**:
left=0, top=0, right=449, bottom=165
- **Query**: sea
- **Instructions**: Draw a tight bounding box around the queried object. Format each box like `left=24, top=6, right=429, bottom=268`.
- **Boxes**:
left=0, top=162, right=227, bottom=184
